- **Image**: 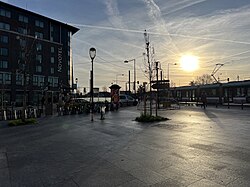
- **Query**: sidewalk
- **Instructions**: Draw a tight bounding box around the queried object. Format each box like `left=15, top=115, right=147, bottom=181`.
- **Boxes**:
left=0, top=106, right=250, bottom=186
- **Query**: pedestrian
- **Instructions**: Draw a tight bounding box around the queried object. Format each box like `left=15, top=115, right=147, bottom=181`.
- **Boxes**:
left=201, top=92, right=207, bottom=109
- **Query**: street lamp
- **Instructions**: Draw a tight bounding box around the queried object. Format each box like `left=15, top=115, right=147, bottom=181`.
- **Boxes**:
left=115, top=73, right=124, bottom=84
left=89, top=47, right=96, bottom=121
left=124, top=59, right=136, bottom=94
left=167, top=63, right=177, bottom=81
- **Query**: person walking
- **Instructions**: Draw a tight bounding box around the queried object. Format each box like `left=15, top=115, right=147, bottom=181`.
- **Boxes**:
left=201, top=92, right=207, bottom=109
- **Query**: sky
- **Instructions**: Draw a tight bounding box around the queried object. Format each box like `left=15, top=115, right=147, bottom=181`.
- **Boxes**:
left=2, top=0, right=250, bottom=91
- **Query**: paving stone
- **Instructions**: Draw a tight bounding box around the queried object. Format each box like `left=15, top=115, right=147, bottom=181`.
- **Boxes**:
left=0, top=152, right=8, bottom=169
left=73, top=163, right=136, bottom=186
left=188, top=179, right=224, bottom=187
left=158, top=166, right=203, bottom=186
left=118, top=179, right=148, bottom=187
left=226, top=177, right=250, bottom=187
left=127, top=167, right=166, bottom=185
left=151, top=178, right=184, bottom=187
left=0, top=168, right=11, bottom=187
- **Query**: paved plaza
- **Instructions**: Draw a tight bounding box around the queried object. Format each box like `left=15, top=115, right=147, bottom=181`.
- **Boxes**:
left=0, top=106, right=250, bottom=186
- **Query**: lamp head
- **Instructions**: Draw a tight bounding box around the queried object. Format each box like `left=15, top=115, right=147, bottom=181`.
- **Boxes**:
left=89, top=47, right=96, bottom=60
left=124, top=60, right=128, bottom=63
left=144, top=29, right=149, bottom=43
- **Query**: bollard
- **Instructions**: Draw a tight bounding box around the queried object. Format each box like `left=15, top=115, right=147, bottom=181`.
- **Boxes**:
left=25, top=110, right=27, bottom=119
left=4, top=110, right=7, bottom=120
left=34, top=109, right=37, bottom=118
left=14, top=110, right=17, bottom=119
left=241, top=101, right=244, bottom=110
left=59, top=107, right=62, bottom=116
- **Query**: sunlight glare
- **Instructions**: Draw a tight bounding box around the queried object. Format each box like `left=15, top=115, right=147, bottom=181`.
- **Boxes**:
left=180, top=55, right=199, bottom=72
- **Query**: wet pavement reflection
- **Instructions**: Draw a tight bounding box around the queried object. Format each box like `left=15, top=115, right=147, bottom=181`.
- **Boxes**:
left=0, top=106, right=249, bottom=186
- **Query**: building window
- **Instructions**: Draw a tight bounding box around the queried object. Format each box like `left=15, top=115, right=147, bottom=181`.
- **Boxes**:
left=36, top=54, right=42, bottom=63
left=38, top=76, right=45, bottom=86
left=35, top=20, right=44, bottom=28
left=0, top=60, right=8, bottom=68
left=51, top=46, right=55, bottom=53
left=48, top=76, right=58, bottom=87
left=48, top=77, right=53, bottom=86
left=5, top=73, right=11, bottom=84
left=33, top=75, right=38, bottom=86
left=0, top=22, right=10, bottom=30
left=50, top=67, right=54, bottom=74
left=0, top=8, right=11, bottom=18
left=18, top=15, right=28, bottom=23
left=36, top=66, right=42, bottom=73
left=33, top=75, right=45, bottom=86
left=50, top=57, right=54, bottom=64
left=0, top=48, right=8, bottom=56
left=0, top=72, right=11, bottom=84
left=0, top=35, right=8, bottom=43
left=36, top=43, right=42, bottom=51
left=35, top=32, right=43, bottom=39
left=18, top=27, right=28, bottom=35
left=16, top=74, right=23, bottom=85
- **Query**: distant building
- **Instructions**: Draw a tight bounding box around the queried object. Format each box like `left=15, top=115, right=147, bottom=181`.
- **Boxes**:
left=0, top=1, right=79, bottom=106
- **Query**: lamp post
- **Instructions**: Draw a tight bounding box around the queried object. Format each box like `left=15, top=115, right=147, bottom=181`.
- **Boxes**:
left=167, top=63, right=177, bottom=81
left=124, top=59, right=136, bottom=94
left=89, top=47, right=96, bottom=121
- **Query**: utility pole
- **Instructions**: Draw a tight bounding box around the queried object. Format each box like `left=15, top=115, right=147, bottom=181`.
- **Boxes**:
left=155, top=61, right=159, bottom=115
left=144, top=30, right=152, bottom=116
left=129, top=70, right=131, bottom=93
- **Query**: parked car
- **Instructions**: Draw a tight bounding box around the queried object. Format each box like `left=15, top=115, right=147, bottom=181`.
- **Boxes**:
left=119, top=94, right=138, bottom=107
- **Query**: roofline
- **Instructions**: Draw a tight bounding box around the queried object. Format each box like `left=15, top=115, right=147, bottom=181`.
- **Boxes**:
left=1, top=1, right=79, bottom=35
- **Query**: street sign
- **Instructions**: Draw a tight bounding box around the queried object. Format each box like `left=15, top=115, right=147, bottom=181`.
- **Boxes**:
left=151, top=80, right=169, bottom=83
left=152, top=83, right=170, bottom=89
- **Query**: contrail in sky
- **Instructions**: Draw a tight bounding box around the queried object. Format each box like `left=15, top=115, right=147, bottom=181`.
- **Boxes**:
left=71, top=23, right=250, bottom=45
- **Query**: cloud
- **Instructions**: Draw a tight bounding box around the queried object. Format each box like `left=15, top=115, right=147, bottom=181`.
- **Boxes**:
left=161, top=0, right=208, bottom=16
left=104, top=0, right=126, bottom=29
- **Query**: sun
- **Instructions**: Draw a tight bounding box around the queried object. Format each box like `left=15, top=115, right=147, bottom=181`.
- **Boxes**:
left=180, top=55, right=199, bottom=72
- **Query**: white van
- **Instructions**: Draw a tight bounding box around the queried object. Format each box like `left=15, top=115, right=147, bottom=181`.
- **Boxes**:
left=119, top=94, right=137, bottom=106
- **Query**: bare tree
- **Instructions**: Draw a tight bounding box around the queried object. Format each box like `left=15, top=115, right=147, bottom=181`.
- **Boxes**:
left=190, top=74, right=214, bottom=86
left=102, top=86, right=107, bottom=92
